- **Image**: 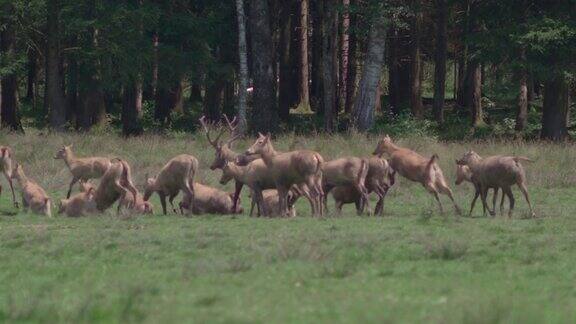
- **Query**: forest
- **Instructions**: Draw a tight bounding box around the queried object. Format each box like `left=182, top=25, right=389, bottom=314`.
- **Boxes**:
left=0, top=0, right=574, bottom=140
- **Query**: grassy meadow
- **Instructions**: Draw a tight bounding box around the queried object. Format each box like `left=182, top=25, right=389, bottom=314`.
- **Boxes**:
left=1, top=130, right=576, bottom=323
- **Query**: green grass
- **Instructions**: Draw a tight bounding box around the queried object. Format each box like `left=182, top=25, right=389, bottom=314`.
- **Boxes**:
left=1, top=131, right=575, bottom=323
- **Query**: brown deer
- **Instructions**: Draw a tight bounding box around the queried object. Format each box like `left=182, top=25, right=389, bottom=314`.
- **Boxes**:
left=11, top=163, right=52, bottom=216
left=456, top=151, right=535, bottom=218
left=179, top=182, right=243, bottom=215
left=244, top=133, right=324, bottom=217
left=373, top=135, right=460, bottom=215
left=254, top=189, right=297, bottom=218
left=119, top=191, right=154, bottom=215
left=455, top=162, right=505, bottom=217
left=93, top=158, right=138, bottom=212
left=322, top=157, right=370, bottom=214
left=0, top=146, right=18, bottom=207
left=58, top=181, right=97, bottom=217
left=54, top=145, right=112, bottom=198
left=143, top=154, right=198, bottom=215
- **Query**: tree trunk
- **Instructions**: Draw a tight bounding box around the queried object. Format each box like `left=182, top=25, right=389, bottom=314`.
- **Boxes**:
left=388, top=27, right=411, bottom=115
left=278, top=0, right=294, bottom=121
left=465, top=60, right=483, bottom=127
left=122, top=80, right=143, bottom=136
left=310, top=0, right=324, bottom=113
left=541, top=75, right=570, bottom=141
left=322, top=0, right=338, bottom=132
left=0, top=3, right=23, bottom=131
left=409, top=0, right=423, bottom=118
left=204, top=80, right=225, bottom=122
left=155, top=81, right=183, bottom=125
left=340, top=0, right=350, bottom=112
left=515, top=49, right=528, bottom=131
left=352, top=12, right=387, bottom=131
left=247, top=0, right=278, bottom=133
left=46, top=0, right=67, bottom=130
left=433, top=0, right=448, bottom=124
left=235, top=0, right=249, bottom=133
left=298, top=0, right=310, bottom=111
left=345, top=11, right=358, bottom=114
left=66, top=54, right=78, bottom=125
left=26, top=49, right=38, bottom=106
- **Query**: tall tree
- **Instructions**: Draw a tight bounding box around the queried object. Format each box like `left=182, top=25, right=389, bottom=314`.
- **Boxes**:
left=387, top=27, right=410, bottom=115
left=515, top=48, right=528, bottom=131
left=322, top=0, right=339, bottom=131
left=409, top=0, right=423, bottom=118
left=310, top=0, right=324, bottom=112
left=541, top=75, right=570, bottom=141
left=344, top=0, right=360, bottom=114
left=247, top=0, right=278, bottom=132
left=46, top=0, right=67, bottom=130
left=235, top=0, right=249, bottom=133
left=433, top=0, right=448, bottom=124
left=278, top=0, right=295, bottom=121
left=0, top=2, right=22, bottom=131
left=122, top=79, right=143, bottom=136
left=340, top=0, right=350, bottom=112
left=464, top=60, right=483, bottom=127
left=297, top=0, right=310, bottom=112
left=352, top=8, right=387, bottom=131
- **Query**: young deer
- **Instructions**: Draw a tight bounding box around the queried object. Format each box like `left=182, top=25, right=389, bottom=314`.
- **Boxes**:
left=119, top=191, right=154, bottom=215
left=456, top=151, right=535, bottom=218
left=322, top=157, right=370, bottom=214
left=54, top=145, right=112, bottom=198
left=254, top=189, right=297, bottom=218
left=11, top=163, right=51, bottom=216
left=0, top=146, right=18, bottom=207
left=93, top=158, right=138, bottom=212
left=58, top=181, right=97, bottom=217
left=373, top=135, right=461, bottom=215
left=455, top=162, right=505, bottom=217
left=143, top=154, right=198, bottom=215
left=245, top=133, right=324, bottom=217
left=179, top=182, right=243, bottom=215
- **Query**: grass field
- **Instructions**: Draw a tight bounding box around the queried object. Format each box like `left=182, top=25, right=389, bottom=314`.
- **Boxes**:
left=1, top=131, right=576, bottom=323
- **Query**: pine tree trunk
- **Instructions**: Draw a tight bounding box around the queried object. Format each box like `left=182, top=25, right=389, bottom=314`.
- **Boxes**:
left=541, top=75, right=570, bottom=141
left=433, top=0, right=448, bottom=124
left=26, top=49, right=38, bottom=104
left=247, top=0, right=278, bottom=133
left=66, top=54, right=78, bottom=125
left=122, top=80, right=143, bottom=136
left=278, top=0, right=294, bottom=121
left=0, top=3, right=22, bottom=131
left=46, top=0, right=67, bottom=130
left=310, top=0, right=324, bottom=113
left=465, top=60, right=483, bottom=127
left=388, top=27, right=411, bottom=115
left=235, top=0, right=249, bottom=133
left=340, top=0, right=350, bottom=112
left=322, top=0, right=338, bottom=132
left=204, top=80, right=224, bottom=122
left=410, top=0, right=423, bottom=118
left=515, top=49, right=528, bottom=131
left=297, top=0, right=310, bottom=111
left=344, top=11, right=358, bottom=114
left=352, top=12, right=387, bottom=131
left=155, top=81, right=182, bottom=125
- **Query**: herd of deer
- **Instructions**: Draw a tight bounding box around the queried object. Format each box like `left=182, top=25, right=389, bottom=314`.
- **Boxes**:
left=0, top=115, right=536, bottom=219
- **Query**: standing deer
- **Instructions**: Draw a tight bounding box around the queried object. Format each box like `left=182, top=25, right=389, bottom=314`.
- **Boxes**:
left=0, top=146, right=18, bottom=207
left=143, top=154, right=198, bottom=215
left=322, top=157, right=370, bottom=214
left=455, top=162, right=505, bottom=217
left=54, top=145, right=112, bottom=198
left=93, top=158, right=138, bottom=212
left=11, top=163, right=52, bottom=216
left=456, top=151, right=535, bottom=218
left=244, top=133, right=324, bottom=217
left=373, top=135, right=461, bottom=215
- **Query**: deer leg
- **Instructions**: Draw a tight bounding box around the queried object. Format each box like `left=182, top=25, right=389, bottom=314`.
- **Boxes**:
left=158, top=192, right=167, bottom=215
left=277, top=187, right=289, bottom=217
left=254, top=187, right=266, bottom=217
left=504, top=187, right=515, bottom=218
left=492, top=188, right=498, bottom=216
left=168, top=193, right=179, bottom=213
left=479, top=185, right=494, bottom=217
left=500, top=189, right=506, bottom=216
left=233, top=181, right=243, bottom=213
left=437, top=181, right=461, bottom=215
left=181, top=177, right=195, bottom=214
left=4, top=172, right=17, bottom=208
left=354, top=183, right=372, bottom=216
left=518, top=182, right=535, bottom=217
left=67, top=177, right=79, bottom=199
left=468, top=188, right=480, bottom=218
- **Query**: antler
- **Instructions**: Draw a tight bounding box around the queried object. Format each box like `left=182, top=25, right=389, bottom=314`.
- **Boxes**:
left=199, top=116, right=226, bottom=149
left=222, top=114, right=242, bottom=147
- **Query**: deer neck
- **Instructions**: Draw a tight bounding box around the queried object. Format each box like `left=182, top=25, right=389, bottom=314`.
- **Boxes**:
left=260, top=144, right=277, bottom=166
left=467, top=156, right=483, bottom=172
left=63, top=152, right=77, bottom=169
left=227, top=163, right=244, bottom=181
left=14, top=172, right=28, bottom=188
left=384, top=142, right=400, bottom=153
left=222, top=146, right=238, bottom=162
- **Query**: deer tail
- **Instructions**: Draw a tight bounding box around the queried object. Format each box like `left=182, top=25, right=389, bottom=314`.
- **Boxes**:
left=44, top=198, right=52, bottom=217
left=514, top=156, right=534, bottom=163
left=358, top=158, right=369, bottom=190
left=119, top=160, right=138, bottom=201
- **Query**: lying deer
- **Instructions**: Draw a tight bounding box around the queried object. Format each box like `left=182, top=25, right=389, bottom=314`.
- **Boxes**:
left=457, top=151, right=535, bottom=218
left=58, top=181, right=97, bottom=217
left=179, top=182, right=243, bottom=215
left=322, top=157, right=370, bottom=214
left=373, top=135, right=460, bottom=215
left=455, top=162, right=505, bottom=217
left=330, top=157, right=395, bottom=216
left=245, top=133, right=324, bottom=217
left=54, top=145, right=112, bottom=198
left=254, top=189, right=297, bottom=218
left=11, top=163, right=51, bottom=216
left=143, top=154, right=198, bottom=215
left=0, top=146, right=18, bottom=207
left=93, top=158, right=138, bottom=212
left=119, top=191, right=154, bottom=215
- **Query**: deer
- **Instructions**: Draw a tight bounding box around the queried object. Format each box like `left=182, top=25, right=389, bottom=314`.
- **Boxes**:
left=329, top=156, right=395, bottom=216
left=11, top=163, right=52, bottom=217
left=200, top=115, right=259, bottom=212
left=0, top=146, right=18, bottom=208
left=179, top=182, right=243, bottom=215
left=253, top=189, right=297, bottom=218
left=58, top=181, right=97, bottom=217
left=455, top=162, right=506, bottom=217
left=118, top=191, right=154, bottom=215
left=143, top=154, right=198, bottom=215
left=456, top=151, right=535, bottom=218
left=93, top=158, right=138, bottom=212
left=54, top=144, right=112, bottom=198
left=244, top=133, right=324, bottom=217
left=322, top=157, right=370, bottom=215
left=373, top=135, right=461, bottom=215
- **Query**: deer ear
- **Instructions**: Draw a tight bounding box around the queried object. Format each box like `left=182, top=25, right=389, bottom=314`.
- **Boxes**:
left=257, top=132, right=264, bottom=138
left=265, top=133, right=271, bottom=140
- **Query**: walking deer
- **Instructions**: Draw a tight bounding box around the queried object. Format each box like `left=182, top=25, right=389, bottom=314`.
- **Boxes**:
left=245, top=133, right=324, bottom=217
left=455, top=162, right=505, bottom=217
left=54, top=145, right=112, bottom=198
left=11, top=163, right=51, bottom=216
left=373, top=135, right=460, bottom=215
left=143, top=154, right=198, bottom=215
left=0, top=146, right=18, bottom=207
left=456, top=151, right=535, bottom=218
